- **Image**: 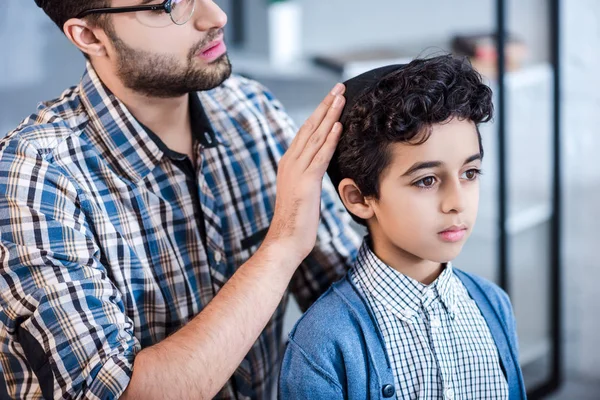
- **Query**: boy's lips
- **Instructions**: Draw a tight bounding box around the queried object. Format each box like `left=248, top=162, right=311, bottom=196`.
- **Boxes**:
left=438, top=225, right=468, bottom=243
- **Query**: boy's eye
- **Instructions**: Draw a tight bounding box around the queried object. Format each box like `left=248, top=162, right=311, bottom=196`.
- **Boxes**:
left=462, top=169, right=482, bottom=180
left=415, top=176, right=437, bottom=188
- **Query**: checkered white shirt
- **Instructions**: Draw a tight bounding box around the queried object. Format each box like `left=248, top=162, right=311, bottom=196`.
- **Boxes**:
left=350, top=241, right=509, bottom=399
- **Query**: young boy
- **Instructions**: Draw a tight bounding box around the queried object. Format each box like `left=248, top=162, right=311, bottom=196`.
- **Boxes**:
left=278, top=56, right=526, bottom=399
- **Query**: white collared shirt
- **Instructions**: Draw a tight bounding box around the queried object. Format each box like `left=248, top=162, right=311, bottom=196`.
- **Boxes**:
left=350, top=241, right=509, bottom=399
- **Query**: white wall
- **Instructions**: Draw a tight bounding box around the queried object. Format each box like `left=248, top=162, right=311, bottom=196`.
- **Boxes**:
left=561, top=0, right=600, bottom=381
left=0, top=1, right=83, bottom=134
left=299, top=0, right=549, bottom=62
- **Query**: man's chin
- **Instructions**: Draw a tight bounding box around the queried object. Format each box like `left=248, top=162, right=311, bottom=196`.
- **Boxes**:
left=208, top=52, right=231, bottom=66
left=196, top=54, right=232, bottom=90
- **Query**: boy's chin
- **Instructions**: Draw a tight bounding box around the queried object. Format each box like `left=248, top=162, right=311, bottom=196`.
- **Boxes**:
left=425, top=247, right=465, bottom=264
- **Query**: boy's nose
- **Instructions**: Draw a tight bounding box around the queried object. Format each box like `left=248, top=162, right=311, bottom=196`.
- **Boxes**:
left=441, top=180, right=466, bottom=214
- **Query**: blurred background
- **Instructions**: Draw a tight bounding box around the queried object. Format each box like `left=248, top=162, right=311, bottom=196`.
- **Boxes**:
left=1, top=0, right=599, bottom=398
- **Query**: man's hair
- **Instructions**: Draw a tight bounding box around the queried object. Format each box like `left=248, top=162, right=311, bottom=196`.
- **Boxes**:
left=35, top=0, right=110, bottom=31
left=328, top=55, right=494, bottom=226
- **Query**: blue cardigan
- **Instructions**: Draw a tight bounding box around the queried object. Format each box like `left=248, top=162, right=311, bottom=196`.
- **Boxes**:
left=279, top=269, right=527, bottom=399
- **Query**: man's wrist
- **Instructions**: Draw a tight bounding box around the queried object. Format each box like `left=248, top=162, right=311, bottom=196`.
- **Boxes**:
left=255, top=238, right=306, bottom=274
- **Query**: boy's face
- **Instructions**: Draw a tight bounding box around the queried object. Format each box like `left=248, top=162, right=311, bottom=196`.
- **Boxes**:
left=367, top=118, right=482, bottom=264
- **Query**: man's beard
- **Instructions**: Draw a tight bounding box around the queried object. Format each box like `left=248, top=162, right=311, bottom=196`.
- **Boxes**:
left=108, top=28, right=232, bottom=98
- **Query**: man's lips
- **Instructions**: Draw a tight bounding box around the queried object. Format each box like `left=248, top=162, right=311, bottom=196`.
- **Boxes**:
left=197, top=38, right=226, bottom=61
left=201, top=40, right=221, bottom=53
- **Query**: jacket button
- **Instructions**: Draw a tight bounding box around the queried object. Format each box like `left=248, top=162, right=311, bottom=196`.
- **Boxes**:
left=382, top=384, right=395, bottom=398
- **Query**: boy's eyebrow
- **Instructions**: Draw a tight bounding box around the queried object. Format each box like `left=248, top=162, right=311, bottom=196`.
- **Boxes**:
left=464, top=153, right=482, bottom=164
left=402, top=161, right=443, bottom=176
left=402, top=153, right=482, bottom=177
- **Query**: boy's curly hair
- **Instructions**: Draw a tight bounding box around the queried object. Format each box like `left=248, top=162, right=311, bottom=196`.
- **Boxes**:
left=329, top=55, right=494, bottom=226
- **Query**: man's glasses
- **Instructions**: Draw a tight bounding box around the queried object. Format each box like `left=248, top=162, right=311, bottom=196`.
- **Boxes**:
left=76, top=0, right=196, bottom=27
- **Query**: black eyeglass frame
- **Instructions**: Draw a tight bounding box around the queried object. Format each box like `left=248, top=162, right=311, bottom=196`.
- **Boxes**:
left=75, top=0, right=194, bottom=25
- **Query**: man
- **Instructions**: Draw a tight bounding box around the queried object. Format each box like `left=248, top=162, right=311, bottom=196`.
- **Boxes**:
left=0, top=1, right=360, bottom=398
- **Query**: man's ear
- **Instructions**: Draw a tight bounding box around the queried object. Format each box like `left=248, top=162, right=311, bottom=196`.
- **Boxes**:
left=338, top=178, right=375, bottom=221
left=63, top=18, right=109, bottom=57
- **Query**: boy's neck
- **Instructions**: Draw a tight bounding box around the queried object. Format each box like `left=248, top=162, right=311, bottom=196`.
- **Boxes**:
left=369, top=237, right=444, bottom=285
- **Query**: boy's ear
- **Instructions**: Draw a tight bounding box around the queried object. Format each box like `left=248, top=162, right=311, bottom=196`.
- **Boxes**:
left=338, top=178, right=375, bottom=221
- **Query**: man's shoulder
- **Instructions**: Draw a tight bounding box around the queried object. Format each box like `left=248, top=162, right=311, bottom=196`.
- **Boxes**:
left=204, top=74, right=282, bottom=111
left=215, top=73, right=268, bottom=95
left=200, top=73, right=294, bottom=146
left=1, top=86, right=88, bottom=159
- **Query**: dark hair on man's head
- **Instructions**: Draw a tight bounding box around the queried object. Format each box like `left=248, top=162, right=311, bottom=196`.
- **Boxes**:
left=328, top=55, right=493, bottom=226
left=34, top=0, right=110, bottom=32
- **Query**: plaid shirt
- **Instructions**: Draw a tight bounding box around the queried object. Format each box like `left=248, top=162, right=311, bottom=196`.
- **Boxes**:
left=0, top=63, right=360, bottom=400
left=350, top=241, right=509, bottom=400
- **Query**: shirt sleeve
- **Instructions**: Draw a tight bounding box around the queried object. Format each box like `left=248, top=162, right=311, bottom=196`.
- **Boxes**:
left=0, top=134, right=140, bottom=399
left=255, top=83, right=362, bottom=311
left=279, top=337, right=345, bottom=399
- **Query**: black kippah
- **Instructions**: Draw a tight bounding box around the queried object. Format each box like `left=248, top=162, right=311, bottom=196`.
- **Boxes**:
left=338, top=64, right=406, bottom=127
left=327, top=64, right=407, bottom=190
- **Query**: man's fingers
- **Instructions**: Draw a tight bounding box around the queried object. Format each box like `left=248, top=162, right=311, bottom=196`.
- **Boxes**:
left=305, top=83, right=345, bottom=129
left=288, top=83, right=345, bottom=157
left=307, top=121, right=343, bottom=177
left=297, top=95, right=345, bottom=169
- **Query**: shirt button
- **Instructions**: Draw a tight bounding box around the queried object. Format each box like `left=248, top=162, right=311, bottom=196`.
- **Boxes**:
left=214, top=252, right=222, bottom=263
left=431, top=316, right=441, bottom=328
left=425, top=289, right=435, bottom=300
left=444, top=388, right=455, bottom=400
left=403, top=308, right=414, bottom=319
left=381, top=384, right=395, bottom=398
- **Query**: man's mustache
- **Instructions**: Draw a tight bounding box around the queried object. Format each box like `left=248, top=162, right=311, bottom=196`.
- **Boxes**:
left=189, top=28, right=224, bottom=58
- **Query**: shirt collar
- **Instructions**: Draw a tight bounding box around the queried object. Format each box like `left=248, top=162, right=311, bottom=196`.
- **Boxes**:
left=78, top=62, right=227, bottom=183
left=352, top=240, right=457, bottom=322
left=139, top=93, right=223, bottom=162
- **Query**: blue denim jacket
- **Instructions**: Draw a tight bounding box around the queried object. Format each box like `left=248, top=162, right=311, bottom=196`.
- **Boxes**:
left=279, top=269, right=527, bottom=399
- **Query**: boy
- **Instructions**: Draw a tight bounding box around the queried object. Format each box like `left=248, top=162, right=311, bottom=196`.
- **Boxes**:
left=278, top=56, right=526, bottom=399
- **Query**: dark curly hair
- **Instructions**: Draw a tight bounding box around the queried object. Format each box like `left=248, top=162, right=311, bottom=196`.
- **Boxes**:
left=328, top=55, right=494, bottom=226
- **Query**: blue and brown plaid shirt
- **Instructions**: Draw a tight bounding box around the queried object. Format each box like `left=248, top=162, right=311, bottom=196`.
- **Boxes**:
left=0, top=63, right=360, bottom=400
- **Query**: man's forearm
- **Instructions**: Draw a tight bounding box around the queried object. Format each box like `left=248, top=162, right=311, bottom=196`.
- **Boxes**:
left=121, top=83, right=346, bottom=400
left=121, top=243, right=299, bottom=400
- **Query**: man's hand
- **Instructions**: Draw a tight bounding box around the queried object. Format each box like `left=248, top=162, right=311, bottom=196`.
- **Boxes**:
left=263, top=83, right=346, bottom=263
left=121, top=83, right=347, bottom=400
